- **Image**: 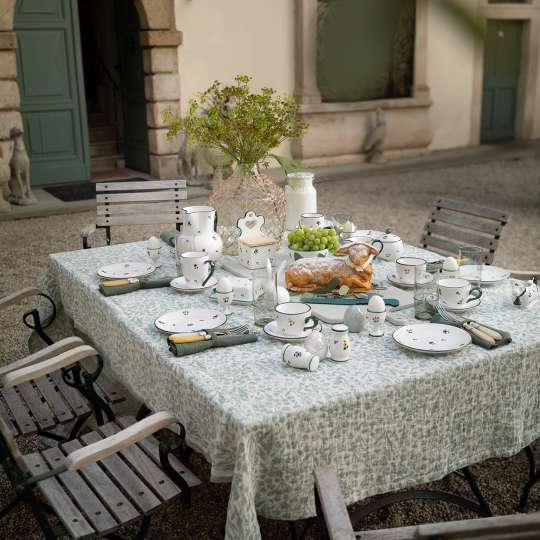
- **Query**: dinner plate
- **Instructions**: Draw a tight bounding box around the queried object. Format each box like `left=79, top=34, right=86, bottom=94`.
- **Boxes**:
left=154, top=308, right=226, bottom=334
left=459, top=265, right=510, bottom=285
left=263, top=320, right=314, bottom=342
left=170, top=276, right=218, bottom=292
left=393, top=323, right=471, bottom=354
left=387, top=272, right=433, bottom=289
left=97, top=262, right=156, bottom=280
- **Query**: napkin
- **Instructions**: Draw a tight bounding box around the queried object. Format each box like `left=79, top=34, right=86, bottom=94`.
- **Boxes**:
left=168, top=333, right=258, bottom=357
left=99, top=276, right=174, bottom=297
left=160, top=230, right=176, bottom=248
left=301, top=294, right=399, bottom=307
left=431, top=315, right=512, bottom=350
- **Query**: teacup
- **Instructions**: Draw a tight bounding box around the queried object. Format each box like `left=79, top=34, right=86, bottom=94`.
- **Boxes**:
left=300, top=213, right=324, bottom=229
left=282, top=344, right=319, bottom=371
left=437, top=278, right=482, bottom=308
left=396, top=257, right=427, bottom=285
left=275, top=302, right=315, bottom=337
left=180, top=251, right=215, bottom=288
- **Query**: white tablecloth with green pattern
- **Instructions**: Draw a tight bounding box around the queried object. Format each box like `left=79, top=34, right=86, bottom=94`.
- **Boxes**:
left=41, top=241, right=540, bottom=540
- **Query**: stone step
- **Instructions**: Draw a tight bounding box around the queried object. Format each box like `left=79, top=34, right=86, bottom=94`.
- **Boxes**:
left=91, top=154, right=124, bottom=172
left=90, top=140, right=118, bottom=158
left=89, top=125, right=116, bottom=142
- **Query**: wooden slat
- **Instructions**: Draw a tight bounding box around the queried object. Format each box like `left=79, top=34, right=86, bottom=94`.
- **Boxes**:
left=63, top=439, right=140, bottom=526
left=16, top=381, right=56, bottom=430
left=94, top=374, right=127, bottom=405
left=33, top=375, right=75, bottom=424
left=97, top=190, right=186, bottom=204
left=421, top=234, right=492, bottom=263
left=99, top=422, right=181, bottom=501
left=96, top=180, right=186, bottom=191
left=117, top=416, right=201, bottom=488
left=425, top=222, right=498, bottom=251
left=435, top=197, right=509, bottom=222
left=51, top=371, right=91, bottom=417
left=97, top=213, right=182, bottom=227
left=23, top=453, right=95, bottom=539
left=97, top=201, right=182, bottom=215
left=431, top=208, right=503, bottom=235
left=1, top=386, right=36, bottom=434
left=81, top=430, right=161, bottom=514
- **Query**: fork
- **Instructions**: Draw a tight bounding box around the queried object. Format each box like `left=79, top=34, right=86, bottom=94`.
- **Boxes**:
left=169, top=324, right=251, bottom=344
left=435, top=303, right=501, bottom=343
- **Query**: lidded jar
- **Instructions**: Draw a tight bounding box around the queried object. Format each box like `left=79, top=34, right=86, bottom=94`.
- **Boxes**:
left=285, top=172, right=317, bottom=230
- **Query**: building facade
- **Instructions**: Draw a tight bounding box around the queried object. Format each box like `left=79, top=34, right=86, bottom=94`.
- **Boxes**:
left=0, top=0, right=539, bottom=187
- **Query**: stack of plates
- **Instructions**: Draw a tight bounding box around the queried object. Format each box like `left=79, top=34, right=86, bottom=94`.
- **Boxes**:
left=97, top=262, right=156, bottom=280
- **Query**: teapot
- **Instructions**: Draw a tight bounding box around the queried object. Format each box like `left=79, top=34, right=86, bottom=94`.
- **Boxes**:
left=512, top=277, right=538, bottom=308
left=376, top=231, right=404, bottom=262
left=176, top=205, right=223, bottom=261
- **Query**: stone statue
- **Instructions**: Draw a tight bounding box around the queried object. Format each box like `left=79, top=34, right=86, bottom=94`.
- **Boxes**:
left=177, top=132, right=203, bottom=186
left=364, top=108, right=387, bottom=164
left=0, top=142, right=12, bottom=213
left=9, top=127, right=36, bottom=205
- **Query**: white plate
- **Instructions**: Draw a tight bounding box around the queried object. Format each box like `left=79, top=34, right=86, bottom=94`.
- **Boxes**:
left=387, top=272, right=433, bottom=289
left=438, top=297, right=481, bottom=312
left=170, top=276, right=218, bottom=292
left=154, top=308, right=226, bottom=334
left=393, top=323, right=471, bottom=354
left=263, top=320, right=314, bottom=342
left=97, top=262, right=156, bottom=280
left=459, top=265, right=510, bottom=284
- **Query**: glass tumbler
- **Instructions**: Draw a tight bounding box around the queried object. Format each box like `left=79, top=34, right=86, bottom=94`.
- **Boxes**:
left=459, top=246, right=487, bottom=288
left=414, top=270, right=438, bottom=320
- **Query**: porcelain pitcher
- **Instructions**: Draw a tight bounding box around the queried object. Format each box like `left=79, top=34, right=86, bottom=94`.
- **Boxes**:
left=176, top=206, right=223, bottom=261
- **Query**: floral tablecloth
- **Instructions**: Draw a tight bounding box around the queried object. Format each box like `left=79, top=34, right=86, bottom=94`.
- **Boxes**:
left=41, top=241, right=540, bottom=540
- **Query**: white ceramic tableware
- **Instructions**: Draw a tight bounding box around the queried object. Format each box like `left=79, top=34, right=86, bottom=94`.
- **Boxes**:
left=275, top=302, right=316, bottom=338
left=387, top=271, right=433, bottom=289
left=147, top=236, right=161, bottom=268
left=154, top=308, right=226, bottom=334
left=392, top=323, right=471, bottom=354
left=376, top=232, right=404, bottom=262
left=395, top=257, right=427, bottom=285
left=300, top=213, right=325, bottom=229
left=437, top=278, right=482, bottom=309
left=215, top=279, right=234, bottom=315
left=97, top=262, right=156, bottom=280
left=304, top=326, right=328, bottom=358
left=367, top=295, right=386, bottom=337
left=282, top=344, right=320, bottom=371
left=263, top=320, right=314, bottom=342
left=440, top=297, right=481, bottom=313
left=441, top=256, right=459, bottom=279
left=511, top=278, right=538, bottom=308
left=460, top=264, right=510, bottom=285
left=170, top=276, right=218, bottom=292
left=329, top=324, right=351, bottom=361
left=288, top=248, right=329, bottom=263
left=180, top=251, right=216, bottom=289
left=285, top=171, right=317, bottom=230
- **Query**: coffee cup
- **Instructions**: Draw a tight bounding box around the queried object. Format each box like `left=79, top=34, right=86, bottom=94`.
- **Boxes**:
left=275, top=302, right=315, bottom=337
left=282, top=344, right=319, bottom=371
left=396, top=257, right=427, bottom=285
left=437, top=278, right=482, bottom=308
left=300, top=213, right=324, bottom=229
left=180, top=251, right=215, bottom=288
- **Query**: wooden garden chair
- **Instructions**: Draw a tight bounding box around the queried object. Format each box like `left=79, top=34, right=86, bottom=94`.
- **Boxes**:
left=1, top=288, right=128, bottom=441
left=314, top=467, right=540, bottom=540
left=0, top=349, right=201, bottom=539
left=421, top=198, right=510, bottom=264
left=80, top=179, right=187, bottom=249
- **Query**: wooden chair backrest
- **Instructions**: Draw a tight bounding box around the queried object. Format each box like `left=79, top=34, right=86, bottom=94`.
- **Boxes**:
left=421, top=198, right=510, bottom=264
left=95, top=179, right=187, bottom=228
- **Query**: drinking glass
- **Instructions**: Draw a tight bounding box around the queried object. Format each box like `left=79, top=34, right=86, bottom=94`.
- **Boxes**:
left=414, top=267, right=438, bottom=320
left=458, top=246, right=487, bottom=288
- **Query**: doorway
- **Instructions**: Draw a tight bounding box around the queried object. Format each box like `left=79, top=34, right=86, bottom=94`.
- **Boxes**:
left=480, top=19, right=524, bottom=143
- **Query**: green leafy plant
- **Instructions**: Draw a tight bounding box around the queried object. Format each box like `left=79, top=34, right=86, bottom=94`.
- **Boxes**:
left=164, top=75, right=308, bottom=169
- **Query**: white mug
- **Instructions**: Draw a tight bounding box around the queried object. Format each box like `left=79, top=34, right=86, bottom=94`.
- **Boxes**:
left=282, top=345, right=319, bottom=371
left=275, top=302, right=315, bottom=337
left=180, top=251, right=215, bottom=288
left=437, top=278, right=482, bottom=308
left=300, top=213, right=324, bottom=229
left=396, top=257, right=427, bottom=285
left=329, top=324, right=351, bottom=362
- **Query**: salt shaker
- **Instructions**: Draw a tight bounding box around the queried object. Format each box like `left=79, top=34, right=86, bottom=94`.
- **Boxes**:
left=147, top=236, right=161, bottom=268
left=215, top=277, right=234, bottom=316
left=367, top=295, right=386, bottom=337
left=329, top=324, right=351, bottom=362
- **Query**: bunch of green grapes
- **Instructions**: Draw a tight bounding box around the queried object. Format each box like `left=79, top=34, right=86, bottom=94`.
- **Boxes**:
left=287, top=227, right=340, bottom=253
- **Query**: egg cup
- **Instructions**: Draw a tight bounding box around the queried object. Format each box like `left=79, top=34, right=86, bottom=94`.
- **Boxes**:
left=216, top=290, right=234, bottom=315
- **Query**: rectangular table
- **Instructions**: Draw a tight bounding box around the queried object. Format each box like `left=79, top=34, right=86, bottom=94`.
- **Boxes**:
left=41, top=241, right=540, bottom=539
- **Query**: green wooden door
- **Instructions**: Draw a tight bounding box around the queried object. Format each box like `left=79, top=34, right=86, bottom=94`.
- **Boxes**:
left=116, top=0, right=150, bottom=173
left=14, top=0, right=90, bottom=187
left=481, top=20, right=523, bottom=143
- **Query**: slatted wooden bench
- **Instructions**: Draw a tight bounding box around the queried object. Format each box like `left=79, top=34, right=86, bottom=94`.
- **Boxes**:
left=421, top=198, right=510, bottom=264
left=81, top=179, right=187, bottom=248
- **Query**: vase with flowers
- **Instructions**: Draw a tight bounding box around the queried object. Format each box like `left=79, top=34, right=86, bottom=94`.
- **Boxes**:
left=165, top=75, right=308, bottom=254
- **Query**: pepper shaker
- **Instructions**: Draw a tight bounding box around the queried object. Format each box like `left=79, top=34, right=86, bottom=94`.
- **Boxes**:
left=329, top=324, right=351, bottom=362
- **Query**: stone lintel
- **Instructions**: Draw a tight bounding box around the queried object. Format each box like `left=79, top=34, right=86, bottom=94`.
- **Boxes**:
left=0, top=32, right=17, bottom=50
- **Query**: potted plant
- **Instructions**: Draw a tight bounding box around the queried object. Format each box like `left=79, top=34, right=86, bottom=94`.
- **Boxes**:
left=165, top=75, right=308, bottom=253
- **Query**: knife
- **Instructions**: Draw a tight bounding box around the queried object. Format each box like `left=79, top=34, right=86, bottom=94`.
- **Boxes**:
left=301, top=294, right=399, bottom=307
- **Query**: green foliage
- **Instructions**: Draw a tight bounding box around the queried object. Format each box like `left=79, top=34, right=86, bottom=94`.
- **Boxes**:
left=164, top=75, right=308, bottom=168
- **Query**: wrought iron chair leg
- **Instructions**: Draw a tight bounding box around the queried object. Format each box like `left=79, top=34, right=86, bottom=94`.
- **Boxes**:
left=67, top=411, right=92, bottom=440
left=135, top=515, right=152, bottom=540
left=0, top=495, right=21, bottom=520
left=460, top=466, right=492, bottom=517
left=519, top=446, right=539, bottom=512
left=22, top=491, right=58, bottom=539
left=289, top=521, right=299, bottom=540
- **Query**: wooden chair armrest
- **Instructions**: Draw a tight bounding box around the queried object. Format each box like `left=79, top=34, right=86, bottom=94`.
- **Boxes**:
left=509, top=270, right=540, bottom=280
left=1, top=345, right=98, bottom=388
left=0, top=336, right=85, bottom=378
left=0, top=287, right=42, bottom=311
left=65, top=412, right=178, bottom=471
left=80, top=224, right=97, bottom=249
left=314, top=467, right=355, bottom=540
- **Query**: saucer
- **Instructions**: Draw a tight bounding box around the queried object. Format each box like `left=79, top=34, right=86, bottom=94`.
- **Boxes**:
left=438, top=297, right=482, bottom=313
left=97, top=262, right=156, bottom=280
left=387, top=272, right=433, bottom=289
left=170, top=276, right=218, bottom=292
left=459, top=265, right=510, bottom=285
left=263, top=320, right=314, bottom=342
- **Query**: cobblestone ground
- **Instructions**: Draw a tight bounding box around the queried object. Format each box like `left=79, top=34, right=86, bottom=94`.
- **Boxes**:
left=0, top=156, right=539, bottom=538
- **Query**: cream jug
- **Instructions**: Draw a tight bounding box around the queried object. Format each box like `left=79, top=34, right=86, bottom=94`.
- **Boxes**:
left=176, top=206, right=223, bottom=261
